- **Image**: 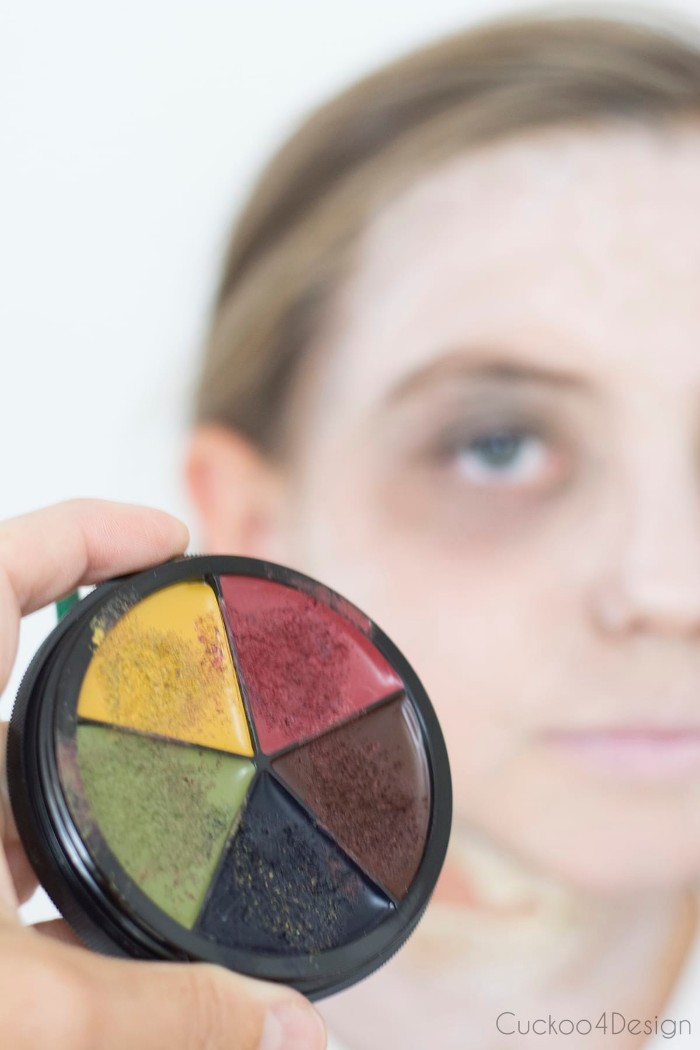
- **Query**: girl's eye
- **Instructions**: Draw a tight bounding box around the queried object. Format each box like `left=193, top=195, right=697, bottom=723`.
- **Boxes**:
left=449, top=429, right=552, bottom=487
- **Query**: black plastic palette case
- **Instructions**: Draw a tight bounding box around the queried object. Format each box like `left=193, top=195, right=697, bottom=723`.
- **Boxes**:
left=9, top=555, right=452, bottom=999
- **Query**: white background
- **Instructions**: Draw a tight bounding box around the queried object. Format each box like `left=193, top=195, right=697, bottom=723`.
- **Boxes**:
left=2, top=0, right=700, bottom=922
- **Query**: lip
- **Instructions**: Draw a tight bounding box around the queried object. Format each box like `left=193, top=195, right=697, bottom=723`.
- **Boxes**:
left=543, top=727, right=700, bottom=779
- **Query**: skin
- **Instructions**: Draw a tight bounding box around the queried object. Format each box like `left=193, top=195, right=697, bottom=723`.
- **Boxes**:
left=187, top=120, right=700, bottom=1047
left=0, top=500, right=327, bottom=1050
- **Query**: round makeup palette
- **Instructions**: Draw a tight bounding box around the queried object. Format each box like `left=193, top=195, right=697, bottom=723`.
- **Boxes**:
left=9, top=556, right=451, bottom=998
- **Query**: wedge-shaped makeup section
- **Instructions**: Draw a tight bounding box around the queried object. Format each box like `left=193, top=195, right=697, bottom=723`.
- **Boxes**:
left=219, top=576, right=402, bottom=753
left=273, top=698, right=430, bottom=899
left=69, top=724, right=255, bottom=928
left=77, top=581, right=253, bottom=755
left=196, top=773, right=392, bottom=953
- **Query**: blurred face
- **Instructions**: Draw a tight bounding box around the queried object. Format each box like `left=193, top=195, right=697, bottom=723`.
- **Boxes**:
left=272, top=121, right=700, bottom=893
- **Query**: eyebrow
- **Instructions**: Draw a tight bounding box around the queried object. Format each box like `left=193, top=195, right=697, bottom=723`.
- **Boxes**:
left=383, top=348, right=594, bottom=404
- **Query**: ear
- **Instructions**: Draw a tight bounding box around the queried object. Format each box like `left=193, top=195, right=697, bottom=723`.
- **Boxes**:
left=185, top=424, right=287, bottom=560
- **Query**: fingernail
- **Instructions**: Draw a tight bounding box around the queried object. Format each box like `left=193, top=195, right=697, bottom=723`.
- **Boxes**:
left=258, top=1000, right=326, bottom=1050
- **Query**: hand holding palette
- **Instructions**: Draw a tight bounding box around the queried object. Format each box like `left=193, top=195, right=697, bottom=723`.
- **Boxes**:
left=8, top=556, right=451, bottom=999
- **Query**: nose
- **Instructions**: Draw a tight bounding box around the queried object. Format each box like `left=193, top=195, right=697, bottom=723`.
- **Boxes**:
left=590, top=464, right=700, bottom=639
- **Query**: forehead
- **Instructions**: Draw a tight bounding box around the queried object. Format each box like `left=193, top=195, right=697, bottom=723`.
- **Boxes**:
left=316, top=120, right=700, bottom=406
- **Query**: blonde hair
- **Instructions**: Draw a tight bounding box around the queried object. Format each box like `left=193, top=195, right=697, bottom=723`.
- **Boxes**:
left=194, top=12, right=700, bottom=454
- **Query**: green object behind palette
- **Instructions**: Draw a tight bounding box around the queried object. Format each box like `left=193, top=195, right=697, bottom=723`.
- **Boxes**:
left=56, top=590, right=81, bottom=621
left=75, top=724, right=255, bottom=927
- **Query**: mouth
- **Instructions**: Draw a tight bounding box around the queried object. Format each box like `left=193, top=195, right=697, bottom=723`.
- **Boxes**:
left=542, top=726, right=700, bottom=780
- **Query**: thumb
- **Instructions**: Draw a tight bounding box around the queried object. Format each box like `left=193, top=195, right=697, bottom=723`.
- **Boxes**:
left=92, top=957, right=327, bottom=1050
left=0, top=925, right=327, bottom=1050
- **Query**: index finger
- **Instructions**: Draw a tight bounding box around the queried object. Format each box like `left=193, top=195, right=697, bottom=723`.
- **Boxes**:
left=0, top=499, right=190, bottom=616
